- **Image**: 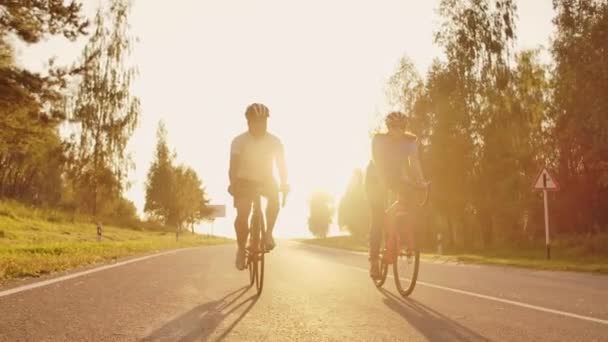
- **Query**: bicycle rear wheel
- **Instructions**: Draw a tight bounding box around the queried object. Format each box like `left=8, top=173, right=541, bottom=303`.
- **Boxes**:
left=393, top=249, right=420, bottom=297
left=251, top=207, right=266, bottom=295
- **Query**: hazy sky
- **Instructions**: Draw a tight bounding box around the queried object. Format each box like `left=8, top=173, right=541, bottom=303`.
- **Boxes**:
left=16, top=0, right=555, bottom=238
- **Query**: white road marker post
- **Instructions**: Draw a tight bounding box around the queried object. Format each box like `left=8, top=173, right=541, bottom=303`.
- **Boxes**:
left=543, top=189, right=550, bottom=259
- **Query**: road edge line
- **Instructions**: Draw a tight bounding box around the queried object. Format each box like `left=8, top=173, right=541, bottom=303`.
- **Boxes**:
left=0, top=247, right=199, bottom=298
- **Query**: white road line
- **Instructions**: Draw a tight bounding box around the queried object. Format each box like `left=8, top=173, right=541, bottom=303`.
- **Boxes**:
left=347, top=265, right=608, bottom=326
left=0, top=248, right=195, bottom=298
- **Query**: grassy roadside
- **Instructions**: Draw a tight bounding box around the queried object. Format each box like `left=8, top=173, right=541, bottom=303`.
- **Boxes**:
left=297, top=235, right=608, bottom=274
left=0, top=201, right=231, bottom=284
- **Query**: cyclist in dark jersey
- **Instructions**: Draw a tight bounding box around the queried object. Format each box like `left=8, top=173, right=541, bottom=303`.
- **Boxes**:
left=365, top=111, right=428, bottom=279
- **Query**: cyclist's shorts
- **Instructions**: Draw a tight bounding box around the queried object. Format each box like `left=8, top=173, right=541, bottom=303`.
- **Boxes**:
left=232, top=179, right=278, bottom=208
left=365, top=163, right=417, bottom=207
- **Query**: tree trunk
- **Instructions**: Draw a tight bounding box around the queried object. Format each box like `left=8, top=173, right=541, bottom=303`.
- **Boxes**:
left=446, top=214, right=455, bottom=248
left=480, top=210, right=493, bottom=249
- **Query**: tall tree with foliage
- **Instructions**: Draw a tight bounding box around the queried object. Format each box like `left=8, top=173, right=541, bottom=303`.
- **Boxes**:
left=0, top=1, right=88, bottom=43
left=308, top=190, right=334, bottom=238
left=67, top=0, right=140, bottom=216
left=551, top=0, right=608, bottom=234
left=144, top=122, right=175, bottom=224
left=338, top=169, right=369, bottom=239
left=431, top=0, right=518, bottom=247
left=145, top=121, right=212, bottom=232
left=0, top=1, right=88, bottom=205
left=494, top=49, right=551, bottom=239
left=385, top=56, right=430, bottom=138
left=171, top=165, right=212, bottom=236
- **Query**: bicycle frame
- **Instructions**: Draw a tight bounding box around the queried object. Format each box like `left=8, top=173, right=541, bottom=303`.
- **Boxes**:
left=242, top=183, right=288, bottom=295
left=382, top=195, right=411, bottom=264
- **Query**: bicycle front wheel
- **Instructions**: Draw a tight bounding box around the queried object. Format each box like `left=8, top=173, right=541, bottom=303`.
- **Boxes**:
left=255, top=252, right=265, bottom=295
left=373, top=255, right=389, bottom=288
left=393, top=249, right=420, bottom=297
left=248, top=253, right=256, bottom=286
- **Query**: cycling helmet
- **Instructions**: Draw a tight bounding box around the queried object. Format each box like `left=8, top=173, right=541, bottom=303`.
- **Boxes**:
left=385, top=111, right=408, bottom=127
left=245, top=103, right=270, bottom=120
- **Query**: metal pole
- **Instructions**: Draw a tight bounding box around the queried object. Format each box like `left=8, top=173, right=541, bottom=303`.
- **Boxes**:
left=543, top=189, right=550, bottom=260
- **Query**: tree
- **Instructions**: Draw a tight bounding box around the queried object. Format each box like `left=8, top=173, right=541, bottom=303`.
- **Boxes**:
left=0, top=0, right=88, bottom=43
left=144, top=121, right=175, bottom=224
left=404, top=0, right=518, bottom=248
left=493, top=49, right=551, bottom=240
left=385, top=56, right=430, bottom=138
left=145, top=121, right=212, bottom=233
left=0, top=1, right=87, bottom=206
left=419, top=61, right=476, bottom=248
left=308, top=190, right=334, bottom=238
left=338, top=169, right=369, bottom=239
left=67, top=0, right=140, bottom=216
left=171, top=165, right=212, bottom=237
left=551, top=0, right=608, bottom=233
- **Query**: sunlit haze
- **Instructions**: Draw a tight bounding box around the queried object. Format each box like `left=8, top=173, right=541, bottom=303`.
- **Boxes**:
left=16, top=0, right=555, bottom=238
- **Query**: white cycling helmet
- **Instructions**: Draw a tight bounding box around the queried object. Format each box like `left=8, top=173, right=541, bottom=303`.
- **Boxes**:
left=245, top=103, right=270, bottom=121
left=385, top=111, right=408, bottom=127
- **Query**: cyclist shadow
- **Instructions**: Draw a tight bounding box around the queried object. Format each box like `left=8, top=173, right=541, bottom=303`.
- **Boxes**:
left=141, top=286, right=259, bottom=342
left=378, top=288, right=491, bottom=342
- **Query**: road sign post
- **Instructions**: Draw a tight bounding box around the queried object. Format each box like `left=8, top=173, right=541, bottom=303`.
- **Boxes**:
left=543, top=189, right=550, bottom=259
left=533, top=168, right=559, bottom=260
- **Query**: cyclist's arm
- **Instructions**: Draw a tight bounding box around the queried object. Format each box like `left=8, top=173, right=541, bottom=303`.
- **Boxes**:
left=408, top=142, right=426, bottom=185
left=275, top=140, right=288, bottom=187
left=229, top=138, right=241, bottom=185
left=370, top=134, right=386, bottom=176
left=229, top=154, right=240, bottom=185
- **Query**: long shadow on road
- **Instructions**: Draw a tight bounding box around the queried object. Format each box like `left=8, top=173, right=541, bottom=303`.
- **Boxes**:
left=379, top=288, right=491, bottom=342
left=141, top=286, right=259, bottom=342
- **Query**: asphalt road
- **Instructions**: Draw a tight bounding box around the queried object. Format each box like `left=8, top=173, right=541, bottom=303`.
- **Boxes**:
left=1, top=241, right=607, bottom=341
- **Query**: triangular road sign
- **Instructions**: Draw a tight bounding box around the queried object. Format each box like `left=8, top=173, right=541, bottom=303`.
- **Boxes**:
left=534, top=168, right=559, bottom=191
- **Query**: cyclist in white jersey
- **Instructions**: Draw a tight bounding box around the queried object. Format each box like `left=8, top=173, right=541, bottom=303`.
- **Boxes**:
left=365, top=111, right=428, bottom=279
left=228, top=103, right=289, bottom=270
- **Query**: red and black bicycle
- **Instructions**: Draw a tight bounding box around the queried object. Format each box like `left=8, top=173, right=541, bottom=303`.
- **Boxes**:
left=373, top=182, right=429, bottom=297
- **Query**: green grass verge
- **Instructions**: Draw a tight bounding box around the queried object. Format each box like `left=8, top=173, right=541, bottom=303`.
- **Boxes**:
left=297, top=235, right=608, bottom=274
left=0, top=201, right=231, bottom=283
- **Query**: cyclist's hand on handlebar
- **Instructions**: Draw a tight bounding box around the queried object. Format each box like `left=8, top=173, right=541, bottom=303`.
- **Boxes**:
left=279, top=183, right=291, bottom=194
left=417, top=181, right=431, bottom=190
left=280, top=183, right=290, bottom=208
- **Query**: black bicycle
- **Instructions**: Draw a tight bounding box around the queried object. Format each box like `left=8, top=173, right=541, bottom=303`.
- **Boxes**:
left=246, top=193, right=266, bottom=295
left=245, top=186, right=287, bottom=296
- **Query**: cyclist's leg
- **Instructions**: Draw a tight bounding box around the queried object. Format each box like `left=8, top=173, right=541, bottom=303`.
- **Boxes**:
left=234, top=191, right=253, bottom=251
left=262, top=182, right=279, bottom=249
left=396, top=184, right=415, bottom=252
left=365, top=165, right=384, bottom=261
